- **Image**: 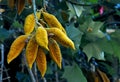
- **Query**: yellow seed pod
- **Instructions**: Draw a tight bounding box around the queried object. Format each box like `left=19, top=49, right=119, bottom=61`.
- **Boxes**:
left=48, top=38, right=62, bottom=69
left=36, top=47, right=47, bottom=77
left=7, top=35, right=28, bottom=64
left=24, top=11, right=41, bottom=35
left=46, top=28, right=75, bottom=50
left=42, top=12, right=66, bottom=34
left=35, top=27, right=49, bottom=50
left=26, top=36, right=39, bottom=69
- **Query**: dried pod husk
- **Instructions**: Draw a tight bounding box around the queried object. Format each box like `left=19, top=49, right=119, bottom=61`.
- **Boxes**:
left=42, top=12, right=66, bottom=34
left=27, top=0, right=32, bottom=5
left=8, top=0, right=15, bottom=9
left=35, top=27, right=49, bottom=50
left=26, top=36, right=39, bottom=69
left=36, top=47, right=47, bottom=77
left=17, top=0, right=25, bottom=15
left=48, top=38, right=62, bottom=69
left=46, top=28, right=75, bottom=50
left=7, top=35, right=28, bottom=64
left=97, top=69, right=110, bottom=82
left=24, top=12, right=41, bottom=35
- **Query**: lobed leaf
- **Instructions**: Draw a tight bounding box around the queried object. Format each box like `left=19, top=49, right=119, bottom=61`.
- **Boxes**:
left=83, top=43, right=105, bottom=61
left=62, top=63, right=87, bottom=82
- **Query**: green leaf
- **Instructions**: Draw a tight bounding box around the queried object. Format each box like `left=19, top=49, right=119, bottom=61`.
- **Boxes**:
left=66, top=23, right=83, bottom=49
left=46, top=64, right=53, bottom=75
left=96, top=38, right=113, bottom=55
left=0, top=28, right=10, bottom=42
left=66, top=1, right=84, bottom=21
left=66, top=1, right=76, bottom=21
left=79, top=18, right=104, bottom=32
left=107, top=40, right=120, bottom=60
left=96, top=36, right=120, bottom=60
left=79, top=19, right=105, bottom=41
left=73, top=5, right=84, bottom=17
left=111, top=30, right=120, bottom=41
left=12, top=21, right=23, bottom=28
left=99, top=62, right=115, bottom=75
left=62, top=63, right=87, bottom=82
left=79, top=18, right=92, bottom=32
left=88, top=0, right=98, bottom=3
left=16, top=72, right=31, bottom=82
left=83, top=43, right=105, bottom=61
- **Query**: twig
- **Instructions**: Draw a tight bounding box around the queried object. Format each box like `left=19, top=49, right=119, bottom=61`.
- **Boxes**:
left=3, top=66, right=10, bottom=82
left=33, top=63, right=38, bottom=82
left=42, top=0, right=47, bottom=10
left=22, top=50, right=36, bottom=82
left=66, top=0, right=94, bottom=6
left=2, top=77, right=10, bottom=81
left=55, top=65, right=59, bottom=82
left=32, top=0, right=41, bottom=26
left=42, top=77, right=47, bottom=82
left=0, top=44, right=4, bottom=82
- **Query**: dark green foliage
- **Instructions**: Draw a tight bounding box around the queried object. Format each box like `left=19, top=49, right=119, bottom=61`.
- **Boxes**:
left=1, top=0, right=120, bottom=82
left=0, top=28, right=11, bottom=42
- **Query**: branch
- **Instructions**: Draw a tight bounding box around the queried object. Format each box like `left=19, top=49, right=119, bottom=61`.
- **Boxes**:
left=22, top=50, right=36, bottom=82
left=55, top=65, right=59, bottom=82
left=66, top=0, right=94, bottom=6
left=42, top=77, right=47, bottom=82
left=42, top=0, right=47, bottom=10
left=33, top=63, right=38, bottom=82
left=3, top=66, right=10, bottom=82
left=0, top=44, right=4, bottom=81
left=32, top=0, right=41, bottom=26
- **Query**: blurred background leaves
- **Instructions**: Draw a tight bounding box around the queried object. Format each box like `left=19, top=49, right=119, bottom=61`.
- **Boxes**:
left=1, top=0, right=120, bottom=82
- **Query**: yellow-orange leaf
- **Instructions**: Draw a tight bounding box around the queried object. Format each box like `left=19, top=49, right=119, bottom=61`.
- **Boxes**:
left=7, top=35, right=28, bottom=64
left=24, top=12, right=41, bottom=35
left=97, top=69, right=110, bottom=82
left=46, top=28, right=75, bottom=50
left=26, top=36, right=38, bottom=69
left=17, top=0, right=25, bottom=15
left=42, top=12, right=66, bottom=34
left=8, top=0, right=15, bottom=9
left=35, top=27, right=49, bottom=50
left=36, top=47, right=47, bottom=77
left=48, top=38, right=62, bottom=68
